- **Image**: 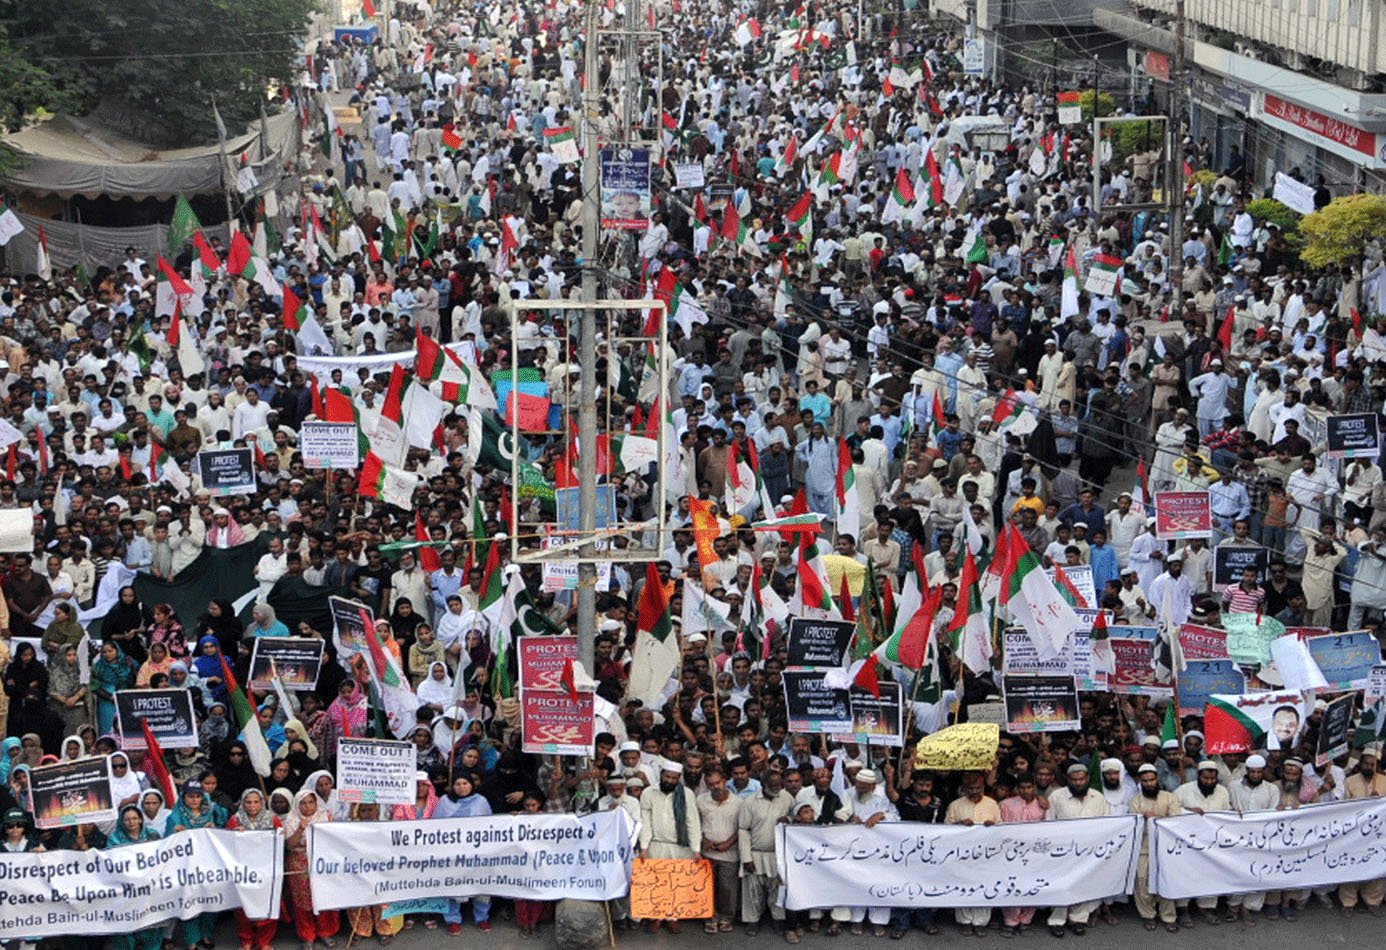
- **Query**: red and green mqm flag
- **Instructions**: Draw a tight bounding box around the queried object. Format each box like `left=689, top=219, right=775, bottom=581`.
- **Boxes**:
left=1061, top=244, right=1081, bottom=317
left=442, top=125, right=464, bottom=152
left=361, top=609, right=419, bottom=738
left=359, top=451, right=421, bottom=509
left=785, top=191, right=812, bottom=231
left=948, top=547, right=992, bottom=674
left=880, top=167, right=916, bottom=225
left=627, top=561, right=679, bottom=707
left=793, top=540, right=838, bottom=616
left=478, top=540, right=506, bottom=628
left=654, top=267, right=708, bottom=336
left=543, top=125, right=580, bottom=164
left=324, top=387, right=370, bottom=457
left=876, top=545, right=944, bottom=700
left=721, top=203, right=755, bottom=253
left=140, top=719, right=177, bottom=804
left=817, top=150, right=843, bottom=189
left=218, top=653, right=272, bottom=776
left=192, top=231, right=221, bottom=277
left=922, top=150, right=945, bottom=209
left=997, top=522, right=1083, bottom=660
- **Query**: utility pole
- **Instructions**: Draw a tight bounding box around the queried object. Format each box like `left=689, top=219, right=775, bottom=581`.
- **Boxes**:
left=576, top=0, right=602, bottom=673
left=1168, top=0, right=1186, bottom=318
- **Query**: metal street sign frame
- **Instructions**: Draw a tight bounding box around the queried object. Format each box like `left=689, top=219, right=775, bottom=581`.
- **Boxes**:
left=506, top=298, right=670, bottom=565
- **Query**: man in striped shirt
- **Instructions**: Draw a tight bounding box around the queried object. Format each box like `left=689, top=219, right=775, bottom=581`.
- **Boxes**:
left=1222, top=566, right=1266, bottom=614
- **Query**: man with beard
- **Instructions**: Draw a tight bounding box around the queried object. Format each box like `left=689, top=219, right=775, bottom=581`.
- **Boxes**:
left=638, top=760, right=703, bottom=934
left=1129, top=764, right=1183, bottom=931
left=837, top=769, right=898, bottom=936
left=945, top=771, right=1002, bottom=936
left=1174, top=761, right=1232, bottom=924
left=1266, top=758, right=1318, bottom=920
left=1226, top=754, right=1279, bottom=924
left=793, top=766, right=845, bottom=824
left=1339, top=747, right=1386, bottom=917
left=1099, top=758, right=1136, bottom=815
left=999, top=773, right=1049, bottom=936
left=1045, top=763, right=1110, bottom=936
left=738, top=768, right=793, bottom=935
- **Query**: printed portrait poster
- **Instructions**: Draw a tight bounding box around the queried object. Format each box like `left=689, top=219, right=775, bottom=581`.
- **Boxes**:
left=248, top=637, right=325, bottom=691
left=786, top=618, right=856, bottom=669
left=1002, top=675, right=1080, bottom=733
left=781, top=669, right=853, bottom=733
left=30, top=758, right=115, bottom=830
left=521, top=689, right=595, bottom=756
left=1154, top=491, right=1212, bottom=540
left=517, top=635, right=580, bottom=691
left=115, top=688, right=198, bottom=750
left=599, top=147, right=652, bottom=231
left=1204, top=690, right=1309, bottom=754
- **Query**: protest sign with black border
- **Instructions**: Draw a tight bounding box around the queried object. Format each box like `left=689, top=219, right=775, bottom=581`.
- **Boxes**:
left=248, top=637, right=325, bottom=691
left=1317, top=694, right=1354, bottom=767
left=30, top=757, right=116, bottom=830
left=782, top=669, right=852, bottom=732
left=1326, top=413, right=1380, bottom=460
left=831, top=682, right=905, bottom=746
left=786, top=618, right=856, bottom=669
left=194, top=448, right=256, bottom=496
left=1213, top=544, right=1268, bottom=586
left=1001, top=675, right=1080, bottom=733
left=116, top=688, right=198, bottom=750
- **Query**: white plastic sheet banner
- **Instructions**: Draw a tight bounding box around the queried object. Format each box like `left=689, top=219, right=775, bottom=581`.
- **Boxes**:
left=1151, top=797, right=1386, bottom=899
left=777, top=815, right=1142, bottom=909
left=0, top=829, right=282, bottom=939
left=309, top=809, right=633, bottom=910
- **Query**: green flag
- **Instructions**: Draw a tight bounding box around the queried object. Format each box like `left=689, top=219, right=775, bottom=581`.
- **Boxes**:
left=168, top=196, right=201, bottom=254
left=1161, top=702, right=1178, bottom=745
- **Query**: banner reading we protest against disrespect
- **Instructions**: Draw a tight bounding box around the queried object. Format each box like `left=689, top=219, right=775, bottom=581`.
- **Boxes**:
left=777, top=815, right=1141, bottom=909
left=308, top=809, right=633, bottom=911
left=1151, top=797, right=1386, bottom=898
left=0, top=829, right=281, bottom=940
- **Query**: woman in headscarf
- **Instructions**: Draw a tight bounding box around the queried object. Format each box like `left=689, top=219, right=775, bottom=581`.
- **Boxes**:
left=409, top=724, right=445, bottom=776
left=406, top=623, right=448, bottom=687
left=387, top=598, right=424, bottom=646
left=105, top=586, right=153, bottom=664
left=461, top=627, right=494, bottom=689
left=391, top=771, right=440, bottom=821
left=344, top=802, right=401, bottom=944
left=8, top=764, right=31, bottom=815
left=245, top=603, right=289, bottom=639
left=147, top=603, right=189, bottom=662
left=92, top=641, right=139, bottom=734
left=415, top=661, right=454, bottom=717
left=107, top=751, right=145, bottom=812
left=106, top=805, right=163, bottom=950
left=199, top=700, right=233, bottom=762
left=41, top=602, right=85, bottom=660
left=283, top=788, right=340, bottom=948
left=16, top=733, right=42, bottom=769
left=0, top=737, right=20, bottom=783
left=135, top=640, right=174, bottom=688
left=283, top=719, right=321, bottom=763
left=1, top=806, right=40, bottom=854
left=326, top=680, right=369, bottom=761
left=215, top=741, right=260, bottom=803
left=138, top=789, right=170, bottom=832
left=190, top=635, right=231, bottom=707
left=513, top=791, right=556, bottom=937
left=168, top=660, right=213, bottom=716
left=165, top=781, right=227, bottom=950
left=433, top=772, right=493, bottom=933
left=372, top=619, right=403, bottom=663
left=47, top=644, right=88, bottom=735
left=58, top=735, right=86, bottom=762
left=169, top=743, right=208, bottom=786
left=297, top=693, right=333, bottom=769
left=226, top=788, right=280, bottom=950
left=265, top=757, right=302, bottom=795
left=268, top=787, right=294, bottom=820
left=4, top=643, right=48, bottom=734
left=302, top=769, right=350, bottom=820
left=194, top=599, right=242, bottom=661
left=457, top=682, right=492, bottom=726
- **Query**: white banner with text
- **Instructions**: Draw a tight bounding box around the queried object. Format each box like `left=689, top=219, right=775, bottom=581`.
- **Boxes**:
left=1151, top=797, right=1386, bottom=898
left=308, top=810, right=633, bottom=910
left=0, top=829, right=281, bottom=939
left=777, top=815, right=1142, bottom=909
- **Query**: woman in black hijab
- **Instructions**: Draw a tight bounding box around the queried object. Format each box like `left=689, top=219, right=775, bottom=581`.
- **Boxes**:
left=195, top=598, right=243, bottom=659
left=4, top=644, right=48, bottom=737
left=214, top=740, right=260, bottom=803
left=104, top=586, right=152, bottom=663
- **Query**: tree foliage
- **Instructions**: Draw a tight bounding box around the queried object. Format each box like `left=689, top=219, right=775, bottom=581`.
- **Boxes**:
left=1299, top=193, right=1386, bottom=269
left=1245, top=198, right=1299, bottom=234
left=6, top=0, right=319, bottom=147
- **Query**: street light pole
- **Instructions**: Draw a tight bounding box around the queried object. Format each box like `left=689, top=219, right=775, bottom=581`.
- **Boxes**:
left=576, top=0, right=602, bottom=673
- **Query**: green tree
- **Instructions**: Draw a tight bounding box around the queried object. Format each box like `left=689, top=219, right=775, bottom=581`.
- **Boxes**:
left=1299, top=194, right=1386, bottom=269
left=7, top=0, right=319, bottom=147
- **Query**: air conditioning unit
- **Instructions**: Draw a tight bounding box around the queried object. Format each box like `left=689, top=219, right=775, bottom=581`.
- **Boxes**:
left=1281, top=50, right=1307, bottom=70
left=1234, top=41, right=1260, bottom=59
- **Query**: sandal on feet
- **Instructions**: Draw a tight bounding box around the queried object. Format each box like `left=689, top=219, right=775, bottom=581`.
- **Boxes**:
left=705, top=922, right=719, bottom=934
left=1165, top=923, right=1180, bottom=933
left=1144, top=921, right=1157, bottom=931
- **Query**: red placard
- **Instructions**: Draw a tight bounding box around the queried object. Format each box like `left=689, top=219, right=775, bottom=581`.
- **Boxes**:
left=521, top=689, right=595, bottom=755
left=1178, top=623, right=1229, bottom=660
left=1154, top=491, right=1211, bottom=540
left=517, top=635, right=580, bottom=691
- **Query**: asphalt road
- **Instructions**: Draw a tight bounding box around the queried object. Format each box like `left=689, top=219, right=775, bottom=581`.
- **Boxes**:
left=213, top=897, right=1374, bottom=948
